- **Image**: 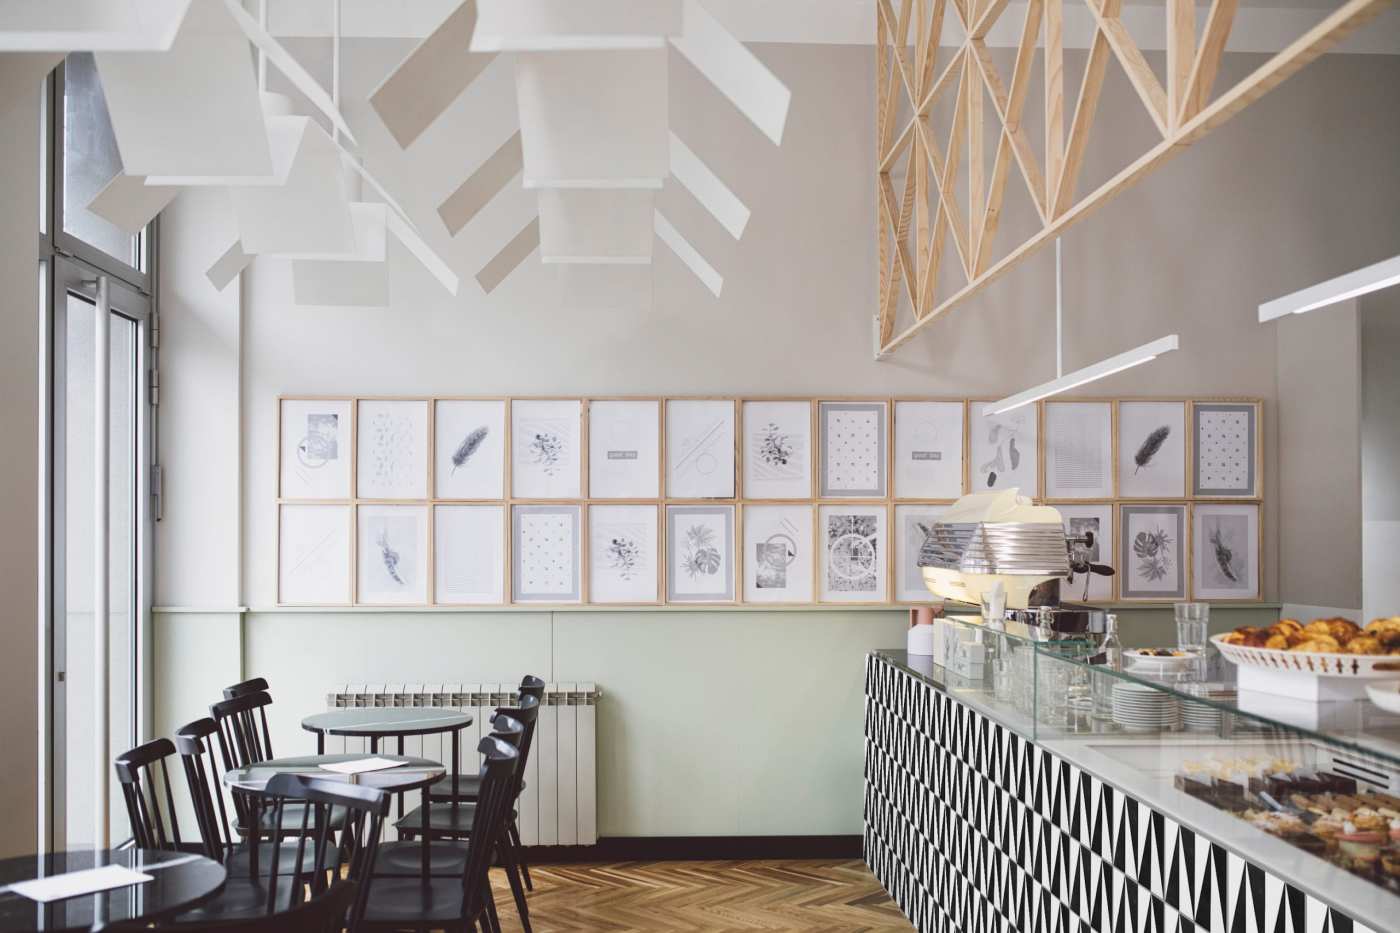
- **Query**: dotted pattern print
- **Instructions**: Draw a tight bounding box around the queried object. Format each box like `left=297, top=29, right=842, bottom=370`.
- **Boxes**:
left=863, top=653, right=1377, bottom=933
left=1194, top=404, right=1255, bottom=496
left=360, top=403, right=425, bottom=499
left=821, top=402, right=887, bottom=497
left=514, top=509, right=577, bottom=599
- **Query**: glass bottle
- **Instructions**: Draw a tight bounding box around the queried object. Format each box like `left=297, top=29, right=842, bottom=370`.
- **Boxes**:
left=1091, top=614, right=1122, bottom=722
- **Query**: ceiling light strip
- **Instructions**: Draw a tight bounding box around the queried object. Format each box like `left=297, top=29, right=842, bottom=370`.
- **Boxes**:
left=1257, top=254, right=1400, bottom=321
left=986, top=334, right=1180, bottom=415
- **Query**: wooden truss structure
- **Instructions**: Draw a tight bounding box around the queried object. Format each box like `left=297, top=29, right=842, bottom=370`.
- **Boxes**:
left=875, top=0, right=1392, bottom=355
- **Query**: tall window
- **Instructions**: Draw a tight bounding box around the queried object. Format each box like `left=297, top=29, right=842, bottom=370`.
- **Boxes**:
left=41, top=54, right=157, bottom=852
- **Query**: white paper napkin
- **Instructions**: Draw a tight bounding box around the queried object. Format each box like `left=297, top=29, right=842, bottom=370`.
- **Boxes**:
left=317, top=757, right=409, bottom=776
left=8, top=864, right=152, bottom=903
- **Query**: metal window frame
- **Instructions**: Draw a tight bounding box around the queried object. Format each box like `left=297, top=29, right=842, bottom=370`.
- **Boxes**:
left=39, top=61, right=159, bottom=855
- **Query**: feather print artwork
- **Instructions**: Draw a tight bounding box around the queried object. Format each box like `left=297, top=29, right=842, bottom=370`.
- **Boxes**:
left=1210, top=527, right=1239, bottom=582
left=1134, top=425, right=1170, bottom=473
left=450, top=426, right=489, bottom=475
left=378, top=529, right=404, bottom=585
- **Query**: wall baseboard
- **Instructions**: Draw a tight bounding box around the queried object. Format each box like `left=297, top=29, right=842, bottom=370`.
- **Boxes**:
left=524, top=835, right=863, bottom=862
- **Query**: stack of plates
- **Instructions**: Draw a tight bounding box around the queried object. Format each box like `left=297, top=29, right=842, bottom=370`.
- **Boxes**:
left=1111, top=681, right=1182, bottom=731
left=1182, top=689, right=1236, bottom=733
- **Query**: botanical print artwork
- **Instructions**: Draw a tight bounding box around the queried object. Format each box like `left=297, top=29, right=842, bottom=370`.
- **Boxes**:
left=281, top=399, right=352, bottom=499
left=1120, top=506, right=1185, bottom=599
left=357, top=400, right=428, bottom=499
left=1193, top=504, right=1258, bottom=599
left=667, top=506, right=734, bottom=601
left=279, top=505, right=350, bottom=604
left=588, top=400, right=659, bottom=499
left=743, top=505, right=812, bottom=603
left=435, top=400, right=505, bottom=500
left=358, top=506, right=426, bottom=604
left=969, top=402, right=1037, bottom=494
left=895, top=506, right=945, bottom=602
left=513, top=506, right=580, bottom=602
left=512, top=400, right=582, bottom=499
left=1118, top=401, right=1186, bottom=498
left=434, top=505, right=504, bottom=605
left=743, top=401, right=810, bottom=498
left=819, top=402, right=887, bottom=497
left=1194, top=403, right=1257, bottom=496
left=589, top=505, right=657, bottom=603
left=667, top=400, right=735, bottom=499
left=827, top=513, right=879, bottom=593
left=893, top=401, right=963, bottom=499
left=1044, top=402, right=1112, bottom=499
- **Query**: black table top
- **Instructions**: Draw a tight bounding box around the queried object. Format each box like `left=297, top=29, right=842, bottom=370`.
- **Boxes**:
left=301, top=707, right=473, bottom=738
left=222, top=754, right=445, bottom=793
left=0, top=848, right=225, bottom=932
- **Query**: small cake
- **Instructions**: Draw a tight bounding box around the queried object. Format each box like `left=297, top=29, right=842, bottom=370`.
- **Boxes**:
left=1389, top=818, right=1400, bottom=844
left=1337, top=822, right=1385, bottom=870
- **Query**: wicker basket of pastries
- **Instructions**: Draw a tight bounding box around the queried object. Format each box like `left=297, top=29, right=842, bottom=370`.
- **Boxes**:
left=1213, top=616, right=1400, bottom=678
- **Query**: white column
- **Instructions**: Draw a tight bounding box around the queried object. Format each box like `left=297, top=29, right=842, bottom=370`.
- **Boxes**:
left=93, top=275, right=110, bottom=852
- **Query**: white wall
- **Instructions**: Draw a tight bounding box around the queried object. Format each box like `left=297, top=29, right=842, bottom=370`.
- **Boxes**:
left=1362, top=288, right=1400, bottom=623
left=153, top=44, right=1400, bottom=838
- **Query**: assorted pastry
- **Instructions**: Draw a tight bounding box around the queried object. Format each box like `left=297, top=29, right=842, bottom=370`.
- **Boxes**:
left=1221, top=617, right=1400, bottom=656
left=1173, top=756, right=1400, bottom=885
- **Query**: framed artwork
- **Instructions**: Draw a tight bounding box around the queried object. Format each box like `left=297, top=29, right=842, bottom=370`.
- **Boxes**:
left=278, top=504, right=351, bottom=604
left=280, top=398, right=352, bottom=500
left=434, top=399, right=506, bottom=500
left=588, top=400, right=660, bottom=499
left=894, top=505, right=944, bottom=603
left=356, top=399, right=429, bottom=500
left=1192, top=503, right=1260, bottom=600
left=512, top=504, right=581, bottom=603
left=357, top=504, right=428, bottom=604
left=1193, top=402, right=1259, bottom=497
left=969, top=401, right=1038, bottom=494
left=1056, top=503, right=1115, bottom=602
left=1044, top=401, right=1113, bottom=499
left=433, top=504, right=505, bottom=604
left=1119, top=504, right=1187, bottom=600
left=742, top=504, right=813, bottom=603
left=666, top=505, right=735, bottom=602
left=818, top=401, right=887, bottom=497
left=742, top=400, right=812, bottom=499
left=666, top=400, right=735, bottom=499
left=511, top=399, right=582, bottom=499
left=819, top=505, right=888, bottom=602
left=589, top=505, right=658, bottom=603
left=893, top=401, right=963, bottom=500
left=1118, top=401, right=1186, bottom=499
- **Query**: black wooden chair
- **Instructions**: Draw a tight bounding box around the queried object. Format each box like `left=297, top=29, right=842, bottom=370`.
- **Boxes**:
left=360, top=736, right=521, bottom=933
left=222, top=676, right=271, bottom=700
left=210, top=690, right=277, bottom=767
left=175, top=717, right=338, bottom=871
left=384, top=704, right=537, bottom=931
left=114, top=738, right=194, bottom=854
left=429, top=676, right=545, bottom=891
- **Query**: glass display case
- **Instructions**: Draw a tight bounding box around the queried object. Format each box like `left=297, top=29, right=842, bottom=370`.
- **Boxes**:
left=929, top=611, right=1400, bottom=927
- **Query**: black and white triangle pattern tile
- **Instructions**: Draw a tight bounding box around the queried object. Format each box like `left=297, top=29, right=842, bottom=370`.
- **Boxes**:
left=863, top=653, right=1378, bottom=933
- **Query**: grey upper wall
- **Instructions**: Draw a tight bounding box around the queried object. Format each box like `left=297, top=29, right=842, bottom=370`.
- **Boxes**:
left=169, top=43, right=1400, bottom=609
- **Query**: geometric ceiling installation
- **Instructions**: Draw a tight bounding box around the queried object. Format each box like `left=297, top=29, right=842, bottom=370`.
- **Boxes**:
left=371, top=0, right=791, bottom=297
left=58, top=0, right=458, bottom=301
left=874, top=0, right=1394, bottom=356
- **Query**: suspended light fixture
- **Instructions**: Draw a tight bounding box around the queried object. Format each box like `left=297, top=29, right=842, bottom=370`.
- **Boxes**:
left=987, top=239, right=1179, bottom=416
left=1257, top=254, right=1400, bottom=321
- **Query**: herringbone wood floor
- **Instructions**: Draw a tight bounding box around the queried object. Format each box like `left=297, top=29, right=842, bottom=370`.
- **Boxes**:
left=488, top=859, right=909, bottom=932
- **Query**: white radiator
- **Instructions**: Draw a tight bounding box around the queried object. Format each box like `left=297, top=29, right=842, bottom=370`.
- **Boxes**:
left=324, top=683, right=600, bottom=846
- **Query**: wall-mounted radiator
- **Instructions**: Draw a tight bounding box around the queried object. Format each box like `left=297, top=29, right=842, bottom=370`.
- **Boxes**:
left=326, top=683, right=600, bottom=846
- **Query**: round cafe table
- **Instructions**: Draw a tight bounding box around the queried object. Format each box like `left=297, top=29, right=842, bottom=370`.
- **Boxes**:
left=300, top=708, right=474, bottom=757
left=0, top=848, right=225, bottom=932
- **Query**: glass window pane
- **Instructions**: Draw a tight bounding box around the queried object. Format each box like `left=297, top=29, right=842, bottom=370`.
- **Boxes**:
left=62, top=54, right=141, bottom=270
left=61, top=294, right=139, bottom=848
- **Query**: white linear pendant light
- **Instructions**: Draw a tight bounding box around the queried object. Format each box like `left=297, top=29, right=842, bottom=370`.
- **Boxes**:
left=94, top=0, right=272, bottom=178
left=539, top=189, right=654, bottom=264
left=472, top=0, right=682, bottom=50
left=514, top=48, right=668, bottom=188
left=1258, top=254, right=1400, bottom=321
left=0, top=0, right=191, bottom=52
left=987, top=335, right=1180, bottom=415
left=84, top=173, right=180, bottom=234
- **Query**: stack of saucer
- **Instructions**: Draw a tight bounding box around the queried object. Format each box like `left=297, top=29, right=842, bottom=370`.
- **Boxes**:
left=1182, top=689, right=1236, bottom=733
left=1111, top=681, right=1182, bottom=732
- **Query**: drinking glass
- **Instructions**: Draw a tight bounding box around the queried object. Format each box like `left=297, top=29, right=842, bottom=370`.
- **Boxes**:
left=1175, top=602, right=1209, bottom=651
